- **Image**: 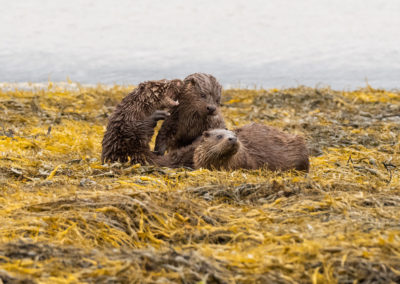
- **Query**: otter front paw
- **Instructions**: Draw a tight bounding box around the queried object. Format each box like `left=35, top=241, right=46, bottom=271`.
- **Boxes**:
left=150, top=110, right=170, bottom=121
left=147, top=110, right=170, bottom=127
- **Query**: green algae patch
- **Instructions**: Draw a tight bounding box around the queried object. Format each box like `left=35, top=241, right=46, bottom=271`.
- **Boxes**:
left=0, top=83, right=399, bottom=283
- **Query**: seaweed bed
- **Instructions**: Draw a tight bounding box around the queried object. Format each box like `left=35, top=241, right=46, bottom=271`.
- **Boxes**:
left=0, top=83, right=399, bottom=283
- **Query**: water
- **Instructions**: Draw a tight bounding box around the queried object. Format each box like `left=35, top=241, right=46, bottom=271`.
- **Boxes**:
left=1, top=0, right=399, bottom=89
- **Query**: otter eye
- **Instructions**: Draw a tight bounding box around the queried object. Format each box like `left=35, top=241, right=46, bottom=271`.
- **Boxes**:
left=217, top=135, right=223, bottom=140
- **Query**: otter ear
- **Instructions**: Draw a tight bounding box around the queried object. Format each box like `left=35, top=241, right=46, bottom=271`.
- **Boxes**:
left=203, top=131, right=210, bottom=138
left=170, top=79, right=183, bottom=87
left=188, top=77, right=197, bottom=86
left=176, top=79, right=183, bottom=87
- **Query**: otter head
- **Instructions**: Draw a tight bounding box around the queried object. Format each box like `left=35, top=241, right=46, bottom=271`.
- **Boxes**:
left=155, top=73, right=225, bottom=152
left=194, top=129, right=240, bottom=169
left=203, top=129, right=239, bottom=156
left=179, top=73, right=222, bottom=117
left=159, top=79, right=183, bottom=109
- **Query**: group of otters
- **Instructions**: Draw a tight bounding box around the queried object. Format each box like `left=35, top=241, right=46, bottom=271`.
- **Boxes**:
left=101, top=73, right=310, bottom=172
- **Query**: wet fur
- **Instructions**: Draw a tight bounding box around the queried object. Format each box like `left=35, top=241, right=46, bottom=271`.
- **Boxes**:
left=154, top=73, right=225, bottom=155
left=101, top=79, right=182, bottom=164
left=194, top=123, right=310, bottom=171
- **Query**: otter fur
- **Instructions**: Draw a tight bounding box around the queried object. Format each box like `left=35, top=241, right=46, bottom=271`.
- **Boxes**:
left=193, top=123, right=309, bottom=171
left=148, top=141, right=199, bottom=169
left=101, top=79, right=183, bottom=164
left=154, top=73, right=226, bottom=155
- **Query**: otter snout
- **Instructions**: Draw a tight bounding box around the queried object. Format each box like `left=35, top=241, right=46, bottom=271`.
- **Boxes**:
left=228, top=136, right=237, bottom=144
left=206, top=105, right=216, bottom=115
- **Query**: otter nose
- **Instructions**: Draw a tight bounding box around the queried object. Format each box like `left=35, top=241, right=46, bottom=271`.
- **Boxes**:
left=228, top=136, right=237, bottom=143
left=206, top=105, right=216, bottom=115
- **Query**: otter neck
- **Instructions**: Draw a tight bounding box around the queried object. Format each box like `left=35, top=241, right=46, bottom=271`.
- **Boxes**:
left=176, top=105, right=208, bottom=143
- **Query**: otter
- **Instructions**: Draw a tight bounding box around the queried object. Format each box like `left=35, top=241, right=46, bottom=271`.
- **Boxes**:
left=101, top=79, right=183, bottom=164
left=154, top=73, right=226, bottom=155
left=145, top=122, right=309, bottom=172
left=193, top=123, right=310, bottom=171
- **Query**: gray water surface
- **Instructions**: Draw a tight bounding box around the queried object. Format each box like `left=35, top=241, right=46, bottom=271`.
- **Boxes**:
left=1, top=0, right=399, bottom=89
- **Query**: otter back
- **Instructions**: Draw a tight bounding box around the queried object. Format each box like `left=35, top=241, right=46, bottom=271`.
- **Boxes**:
left=236, top=123, right=309, bottom=171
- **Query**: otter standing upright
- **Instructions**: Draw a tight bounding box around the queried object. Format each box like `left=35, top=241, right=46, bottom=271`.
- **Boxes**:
left=101, top=79, right=182, bottom=164
left=154, top=73, right=226, bottom=155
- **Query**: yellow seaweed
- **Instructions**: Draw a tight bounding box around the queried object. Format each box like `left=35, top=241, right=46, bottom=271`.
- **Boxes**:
left=0, top=83, right=399, bottom=283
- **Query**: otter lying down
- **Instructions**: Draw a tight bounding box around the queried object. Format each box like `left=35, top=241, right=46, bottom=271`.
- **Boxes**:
left=193, top=124, right=309, bottom=171
left=152, top=123, right=309, bottom=172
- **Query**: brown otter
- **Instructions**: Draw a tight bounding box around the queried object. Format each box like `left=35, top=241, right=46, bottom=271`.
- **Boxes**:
left=193, top=123, right=310, bottom=171
left=101, top=79, right=183, bottom=164
left=154, top=73, right=226, bottom=155
left=144, top=123, right=309, bottom=171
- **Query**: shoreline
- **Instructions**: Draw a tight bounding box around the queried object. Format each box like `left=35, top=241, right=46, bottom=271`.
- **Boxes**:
left=1, top=81, right=399, bottom=92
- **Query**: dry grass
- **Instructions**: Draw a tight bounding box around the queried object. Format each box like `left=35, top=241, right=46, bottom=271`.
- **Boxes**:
left=0, top=83, right=399, bottom=283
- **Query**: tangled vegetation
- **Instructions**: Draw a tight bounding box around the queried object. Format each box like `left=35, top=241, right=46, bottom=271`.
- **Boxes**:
left=0, top=82, right=399, bottom=283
